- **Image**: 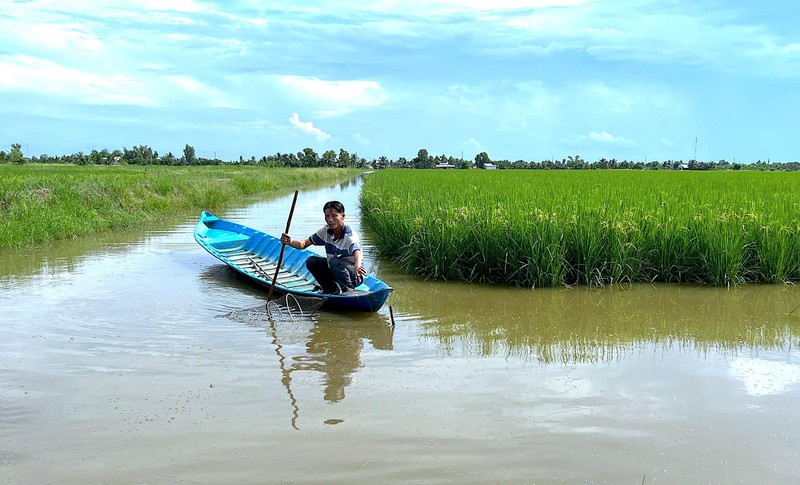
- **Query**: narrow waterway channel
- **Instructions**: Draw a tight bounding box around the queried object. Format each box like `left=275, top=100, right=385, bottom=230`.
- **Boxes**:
left=1, top=175, right=799, bottom=483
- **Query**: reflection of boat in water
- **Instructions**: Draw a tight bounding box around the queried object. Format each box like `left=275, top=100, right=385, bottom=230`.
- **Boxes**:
left=294, top=317, right=393, bottom=402
left=259, top=313, right=394, bottom=429
left=195, top=211, right=393, bottom=312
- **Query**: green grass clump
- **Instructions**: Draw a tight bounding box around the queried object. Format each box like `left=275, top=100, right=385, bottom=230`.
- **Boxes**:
left=360, top=170, right=800, bottom=286
left=0, top=164, right=358, bottom=248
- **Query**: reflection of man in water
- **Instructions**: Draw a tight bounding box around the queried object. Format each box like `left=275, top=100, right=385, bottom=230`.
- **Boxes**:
left=297, top=320, right=393, bottom=403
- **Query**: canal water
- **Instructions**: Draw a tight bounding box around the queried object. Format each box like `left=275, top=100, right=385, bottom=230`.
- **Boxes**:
left=2, top=176, right=799, bottom=483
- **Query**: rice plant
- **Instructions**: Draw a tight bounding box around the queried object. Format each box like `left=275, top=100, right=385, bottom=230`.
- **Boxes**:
left=360, top=170, right=800, bottom=286
left=0, top=164, right=357, bottom=248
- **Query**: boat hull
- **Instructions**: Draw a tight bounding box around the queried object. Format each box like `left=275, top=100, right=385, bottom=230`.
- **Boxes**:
left=194, top=211, right=393, bottom=313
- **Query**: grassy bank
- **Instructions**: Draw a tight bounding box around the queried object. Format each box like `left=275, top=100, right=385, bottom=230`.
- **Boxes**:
left=0, top=164, right=359, bottom=248
left=360, top=170, right=800, bottom=287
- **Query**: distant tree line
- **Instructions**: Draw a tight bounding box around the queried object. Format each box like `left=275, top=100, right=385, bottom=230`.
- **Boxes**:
left=1, top=143, right=799, bottom=171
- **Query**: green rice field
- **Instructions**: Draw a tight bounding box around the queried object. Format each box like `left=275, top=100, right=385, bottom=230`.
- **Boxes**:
left=360, top=170, right=800, bottom=287
left=0, top=164, right=358, bottom=248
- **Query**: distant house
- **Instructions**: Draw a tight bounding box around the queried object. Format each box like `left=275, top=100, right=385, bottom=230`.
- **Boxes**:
left=677, top=163, right=689, bottom=170
left=435, top=162, right=455, bottom=169
left=483, top=163, right=497, bottom=170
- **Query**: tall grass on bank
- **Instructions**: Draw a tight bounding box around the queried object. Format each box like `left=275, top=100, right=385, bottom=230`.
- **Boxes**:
left=0, top=164, right=357, bottom=248
left=360, top=170, right=800, bottom=286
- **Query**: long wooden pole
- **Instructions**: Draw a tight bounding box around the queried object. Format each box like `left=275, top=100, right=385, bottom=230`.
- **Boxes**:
left=267, top=190, right=299, bottom=303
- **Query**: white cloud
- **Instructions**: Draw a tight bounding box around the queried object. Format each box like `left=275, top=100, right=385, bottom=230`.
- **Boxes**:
left=28, top=22, right=105, bottom=53
left=349, top=0, right=587, bottom=16
left=289, top=113, right=331, bottom=141
left=279, top=76, right=387, bottom=114
left=0, top=55, right=239, bottom=109
left=164, top=75, right=239, bottom=108
left=465, top=137, right=483, bottom=153
left=743, top=39, right=800, bottom=77
left=588, top=131, right=632, bottom=144
left=168, top=75, right=207, bottom=93
left=0, top=55, right=154, bottom=105
left=488, top=2, right=800, bottom=78
left=445, top=0, right=586, bottom=8
left=561, top=131, right=634, bottom=147
left=134, top=0, right=203, bottom=12
left=110, top=0, right=207, bottom=13
left=353, top=133, right=370, bottom=145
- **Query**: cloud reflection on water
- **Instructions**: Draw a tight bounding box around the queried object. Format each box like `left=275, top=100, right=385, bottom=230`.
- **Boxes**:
left=730, top=358, right=800, bottom=397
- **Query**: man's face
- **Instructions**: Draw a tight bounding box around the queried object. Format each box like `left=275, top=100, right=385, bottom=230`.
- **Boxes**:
left=324, top=208, right=345, bottom=231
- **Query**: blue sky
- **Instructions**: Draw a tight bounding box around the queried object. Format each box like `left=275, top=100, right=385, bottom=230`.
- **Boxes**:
left=1, top=0, right=798, bottom=163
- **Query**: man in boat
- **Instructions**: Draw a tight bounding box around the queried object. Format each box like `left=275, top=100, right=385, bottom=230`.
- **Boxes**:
left=280, top=200, right=367, bottom=294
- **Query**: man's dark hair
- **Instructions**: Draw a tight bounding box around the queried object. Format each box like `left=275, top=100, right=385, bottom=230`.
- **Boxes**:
left=323, top=200, right=345, bottom=213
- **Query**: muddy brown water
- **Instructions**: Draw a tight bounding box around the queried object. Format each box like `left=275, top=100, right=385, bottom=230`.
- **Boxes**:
left=2, top=176, right=799, bottom=484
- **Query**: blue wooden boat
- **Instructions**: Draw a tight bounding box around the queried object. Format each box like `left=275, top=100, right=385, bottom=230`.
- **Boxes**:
left=194, top=211, right=393, bottom=312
